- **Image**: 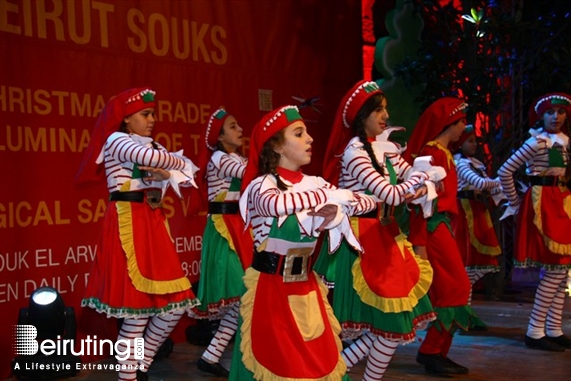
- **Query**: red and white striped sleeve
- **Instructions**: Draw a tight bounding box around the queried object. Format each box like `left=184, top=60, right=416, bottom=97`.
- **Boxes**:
left=498, top=140, right=538, bottom=206
left=457, top=159, right=497, bottom=190
left=344, top=149, right=422, bottom=206
left=107, top=134, right=186, bottom=170
left=218, top=153, right=246, bottom=179
left=249, top=178, right=328, bottom=218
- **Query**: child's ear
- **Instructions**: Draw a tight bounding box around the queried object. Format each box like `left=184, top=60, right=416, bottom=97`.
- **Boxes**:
left=273, top=144, right=284, bottom=155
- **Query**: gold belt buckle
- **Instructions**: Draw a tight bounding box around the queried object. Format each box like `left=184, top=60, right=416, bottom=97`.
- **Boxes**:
left=146, top=189, right=162, bottom=209
left=283, top=247, right=312, bottom=283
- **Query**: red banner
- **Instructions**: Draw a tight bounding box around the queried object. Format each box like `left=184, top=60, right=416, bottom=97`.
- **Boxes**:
left=0, top=0, right=362, bottom=377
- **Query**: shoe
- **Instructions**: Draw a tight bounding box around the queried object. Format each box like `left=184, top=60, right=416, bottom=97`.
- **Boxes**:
left=416, top=352, right=467, bottom=374
left=197, top=358, right=230, bottom=377
left=442, top=356, right=469, bottom=374
left=525, top=335, right=565, bottom=352
left=136, top=370, right=149, bottom=381
left=546, top=335, right=571, bottom=349
left=469, top=324, right=488, bottom=332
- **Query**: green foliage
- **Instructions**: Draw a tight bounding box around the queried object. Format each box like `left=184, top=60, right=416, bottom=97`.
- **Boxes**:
left=391, top=0, right=571, bottom=170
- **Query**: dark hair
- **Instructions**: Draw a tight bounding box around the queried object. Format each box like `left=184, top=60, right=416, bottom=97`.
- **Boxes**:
left=351, top=93, right=385, bottom=175
left=259, top=130, right=289, bottom=190
left=119, top=120, right=128, bottom=133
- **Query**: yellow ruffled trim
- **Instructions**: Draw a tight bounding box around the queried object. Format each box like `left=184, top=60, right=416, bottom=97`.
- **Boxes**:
left=460, top=199, right=501, bottom=256
left=116, top=182, right=191, bottom=295
left=352, top=236, right=434, bottom=313
left=532, top=186, right=571, bottom=255
left=211, top=191, right=238, bottom=252
left=239, top=268, right=347, bottom=381
left=564, top=190, right=571, bottom=219
left=211, top=215, right=236, bottom=253
left=426, top=141, right=454, bottom=169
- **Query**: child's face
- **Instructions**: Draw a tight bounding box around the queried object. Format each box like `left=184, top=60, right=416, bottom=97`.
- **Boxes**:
left=274, top=121, right=313, bottom=171
left=124, top=108, right=156, bottom=137
left=542, top=106, right=567, bottom=133
left=219, top=116, right=243, bottom=152
left=461, top=134, right=477, bottom=157
left=364, top=98, right=389, bottom=138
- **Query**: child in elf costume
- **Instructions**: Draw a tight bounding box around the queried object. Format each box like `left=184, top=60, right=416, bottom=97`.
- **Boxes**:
left=192, top=108, right=253, bottom=377
left=229, top=105, right=377, bottom=381
left=404, top=97, right=483, bottom=375
left=498, top=92, right=571, bottom=352
left=451, top=125, right=503, bottom=307
left=316, top=80, right=440, bottom=380
left=77, top=87, right=200, bottom=381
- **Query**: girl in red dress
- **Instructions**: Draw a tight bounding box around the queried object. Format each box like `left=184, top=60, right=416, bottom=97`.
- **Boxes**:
left=229, top=105, right=376, bottom=380
left=77, top=87, right=200, bottom=381
left=498, top=92, right=571, bottom=352
left=451, top=126, right=502, bottom=306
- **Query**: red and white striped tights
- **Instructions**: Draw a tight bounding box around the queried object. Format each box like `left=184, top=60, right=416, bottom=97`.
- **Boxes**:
left=342, top=332, right=399, bottom=380
left=201, top=304, right=239, bottom=364
left=116, top=310, right=183, bottom=381
left=527, top=270, right=569, bottom=339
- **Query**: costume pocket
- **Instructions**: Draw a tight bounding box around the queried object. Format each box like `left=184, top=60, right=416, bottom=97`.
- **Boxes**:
left=287, top=290, right=324, bottom=341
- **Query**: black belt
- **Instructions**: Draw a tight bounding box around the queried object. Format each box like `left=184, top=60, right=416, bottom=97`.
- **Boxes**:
left=457, top=190, right=488, bottom=202
left=251, top=250, right=309, bottom=276
left=109, top=191, right=144, bottom=202
left=109, top=190, right=162, bottom=209
left=528, top=176, right=565, bottom=187
left=208, top=202, right=239, bottom=214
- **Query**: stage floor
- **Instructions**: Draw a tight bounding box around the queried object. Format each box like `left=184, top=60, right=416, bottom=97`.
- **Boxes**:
left=6, top=288, right=571, bottom=381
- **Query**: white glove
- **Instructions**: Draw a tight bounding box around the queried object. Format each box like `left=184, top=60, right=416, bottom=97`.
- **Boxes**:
left=407, top=156, right=447, bottom=182
left=323, top=188, right=358, bottom=207
left=410, top=180, right=438, bottom=218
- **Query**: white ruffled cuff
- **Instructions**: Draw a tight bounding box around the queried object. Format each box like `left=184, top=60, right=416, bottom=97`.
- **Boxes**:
left=410, top=181, right=438, bottom=218
left=325, top=214, right=363, bottom=254
left=165, top=154, right=199, bottom=199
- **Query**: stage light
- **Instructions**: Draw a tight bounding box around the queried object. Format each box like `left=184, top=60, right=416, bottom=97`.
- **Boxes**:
left=11, top=287, right=81, bottom=380
left=27, top=287, right=67, bottom=340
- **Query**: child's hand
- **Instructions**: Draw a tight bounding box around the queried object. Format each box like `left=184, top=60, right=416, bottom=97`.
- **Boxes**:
left=308, top=204, right=339, bottom=233
left=139, top=166, right=171, bottom=181
left=542, top=167, right=565, bottom=177
left=404, top=185, right=428, bottom=202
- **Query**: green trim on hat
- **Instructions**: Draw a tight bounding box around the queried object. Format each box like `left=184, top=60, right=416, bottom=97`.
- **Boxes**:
left=285, top=108, right=302, bottom=122
left=363, top=82, right=379, bottom=93
left=142, top=92, right=155, bottom=103
left=214, top=109, right=228, bottom=119
left=552, top=98, right=570, bottom=106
